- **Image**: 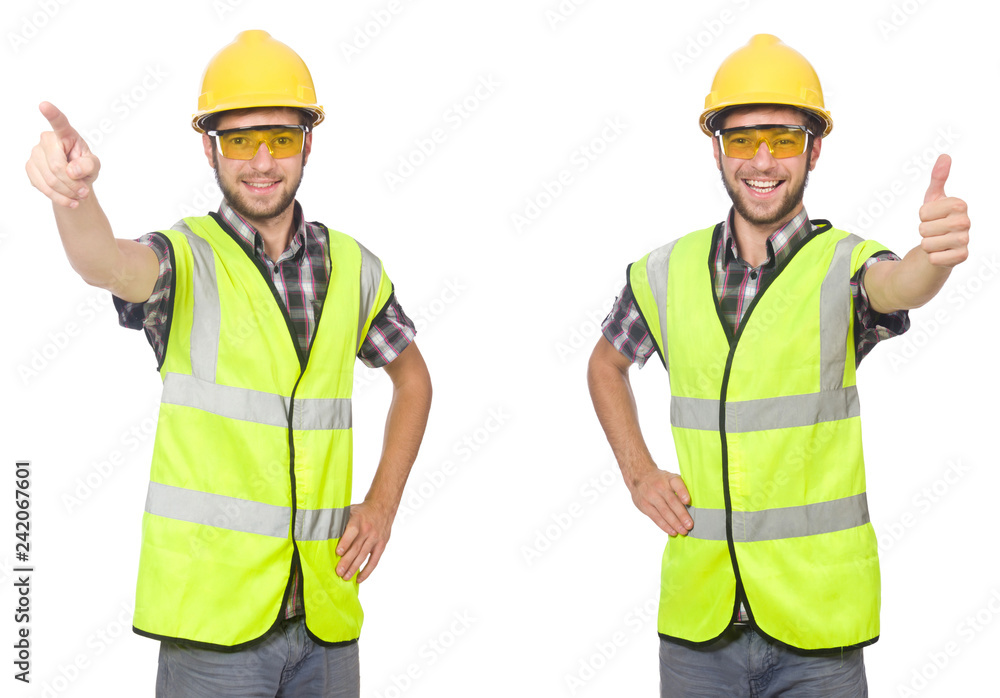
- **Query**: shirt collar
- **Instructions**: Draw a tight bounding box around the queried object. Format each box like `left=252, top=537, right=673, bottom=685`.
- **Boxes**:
left=218, top=199, right=306, bottom=263
left=721, top=207, right=813, bottom=269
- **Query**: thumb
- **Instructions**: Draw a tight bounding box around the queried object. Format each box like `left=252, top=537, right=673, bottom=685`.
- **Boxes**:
left=923, top=153, right=951, bottom=204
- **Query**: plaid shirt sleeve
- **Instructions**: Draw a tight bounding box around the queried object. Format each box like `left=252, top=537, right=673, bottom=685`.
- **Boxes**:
left=111, top=232, right=173, bottom=366
left=358, top=292, right=417, bottom=368
left=853, top=250, right=910, bottom=365
left=601, top=283, right=657, bottom=368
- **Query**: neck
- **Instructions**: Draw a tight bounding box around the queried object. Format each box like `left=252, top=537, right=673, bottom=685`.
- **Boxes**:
left=248, top=206, right=297, bottom=262
left=730, top=203, right=803, bottom=268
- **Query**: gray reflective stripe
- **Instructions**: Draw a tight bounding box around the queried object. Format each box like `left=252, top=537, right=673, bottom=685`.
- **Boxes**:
left=162, top=372, right=351, bottom=430
left=686, top=506, right=728, bottom=541
left=819, top=235, right=861, bottom=391
left=294, top=507, right=350, bottom=541
left=726, top=387, right=860, bottom=432
left=145, top=482, right=351, bottom=541
left=687, top=493, right=870, bottom=542
left=670, top=395, right=719, bottom=430
left=294, top=398, right=353, bottom=430
left=173, top=221, right=220, bottom=383
left=645, top=239, right=678, bottom=371
left=356, top=241, right=382, bottom=349
left=145, top=481, right=290, bottom=538
left=671, top=387, right=859, bottom=432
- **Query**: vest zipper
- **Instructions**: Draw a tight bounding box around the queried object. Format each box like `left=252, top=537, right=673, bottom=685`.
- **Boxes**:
left=210, top=212, right=329, bottom=617
left=708, top=221, right=825, bottom=630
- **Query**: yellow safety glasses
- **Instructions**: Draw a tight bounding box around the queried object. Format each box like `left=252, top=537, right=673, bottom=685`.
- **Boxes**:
left=714, top=124, right=812, bottom=159
left=207, top=124, right=309, bottom=160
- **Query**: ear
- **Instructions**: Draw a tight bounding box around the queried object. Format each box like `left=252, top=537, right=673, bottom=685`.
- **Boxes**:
left=711, top=135, right=722, bottom=171
left=808, top=135, right=822, bottom=171
left=202, top=133, right=216, bottom=168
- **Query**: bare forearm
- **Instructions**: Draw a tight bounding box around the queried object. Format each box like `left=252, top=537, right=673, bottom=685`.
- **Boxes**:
left=53, top=192, right=116, bottom=280
left=588, top=338, right=693, bottom=535
left=587, top=349, right=656, bottom=490
left=53, top=193, right=156, bottom=301
left=867, top=248, right=951, bottom=313
left=365, top=361, right=432, bottom=518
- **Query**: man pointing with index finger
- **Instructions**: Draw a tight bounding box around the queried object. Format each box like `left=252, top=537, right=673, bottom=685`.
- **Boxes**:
left=27, top=30, right=432, bottom=697
left=588, top=34, right=969, bottom=697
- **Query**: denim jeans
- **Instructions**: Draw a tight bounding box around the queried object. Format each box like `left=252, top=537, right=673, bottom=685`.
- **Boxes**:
left=156, top=616, right=360, bottom=697
left=659, top=626, right=867, bottom=697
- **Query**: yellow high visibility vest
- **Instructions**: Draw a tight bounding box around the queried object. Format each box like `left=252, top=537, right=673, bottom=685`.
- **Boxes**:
left=132, top=214, right=392, bottom=649
left=629, top=221, right=886, bottom=652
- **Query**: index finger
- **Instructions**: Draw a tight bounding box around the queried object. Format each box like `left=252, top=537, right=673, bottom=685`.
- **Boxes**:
left=39, top=101, right=78, bottom=140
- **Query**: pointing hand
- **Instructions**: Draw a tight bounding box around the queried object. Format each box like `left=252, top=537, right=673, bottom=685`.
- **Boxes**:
left=25, top=102, right=102, bottom=208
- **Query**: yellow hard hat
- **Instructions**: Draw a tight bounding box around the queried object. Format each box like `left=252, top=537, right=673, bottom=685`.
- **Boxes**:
left=191, top=30, right=325, bottom=133
left=699, top=34, right=832, bottom=138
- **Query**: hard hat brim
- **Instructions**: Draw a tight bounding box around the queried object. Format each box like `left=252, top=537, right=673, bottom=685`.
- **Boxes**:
left=700, top=97, right=833, bottom=138
left=192, top=99, right=325, bottom=133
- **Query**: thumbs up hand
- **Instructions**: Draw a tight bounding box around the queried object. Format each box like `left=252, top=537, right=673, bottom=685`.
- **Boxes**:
left=917, top=154, right=970, bottom=267
left=25, top=102, right=102, bottom=208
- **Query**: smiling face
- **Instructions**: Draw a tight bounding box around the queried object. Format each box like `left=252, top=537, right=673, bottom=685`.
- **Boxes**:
left=711, top=105, right=821, bottom=232
left=202, top=107, right=312, bottom=225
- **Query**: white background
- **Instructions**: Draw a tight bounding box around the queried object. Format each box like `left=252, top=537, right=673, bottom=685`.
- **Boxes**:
left=2, top=0, right=998, bottom=696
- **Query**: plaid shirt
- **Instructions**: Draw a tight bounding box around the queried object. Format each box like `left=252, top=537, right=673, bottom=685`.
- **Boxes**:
left=114, top=200, right=416, bottom=619
left=603, top=208, right=908, bottom=624
left=603, top=208, right=909, bottom=368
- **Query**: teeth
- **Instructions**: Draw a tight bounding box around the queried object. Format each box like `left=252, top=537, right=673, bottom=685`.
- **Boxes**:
left=246, top=182, right=274, bottom=188
left=745, top=179, right=780, bottom=193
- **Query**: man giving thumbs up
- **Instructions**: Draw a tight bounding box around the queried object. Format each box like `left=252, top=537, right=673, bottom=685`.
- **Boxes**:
left=588, top=34, right=970, bottom=697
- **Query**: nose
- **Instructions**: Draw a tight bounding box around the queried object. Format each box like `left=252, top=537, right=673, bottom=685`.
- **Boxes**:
left=249, top=141, right=276, bottom=169
left=749, top=139, right=777, bottom=169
